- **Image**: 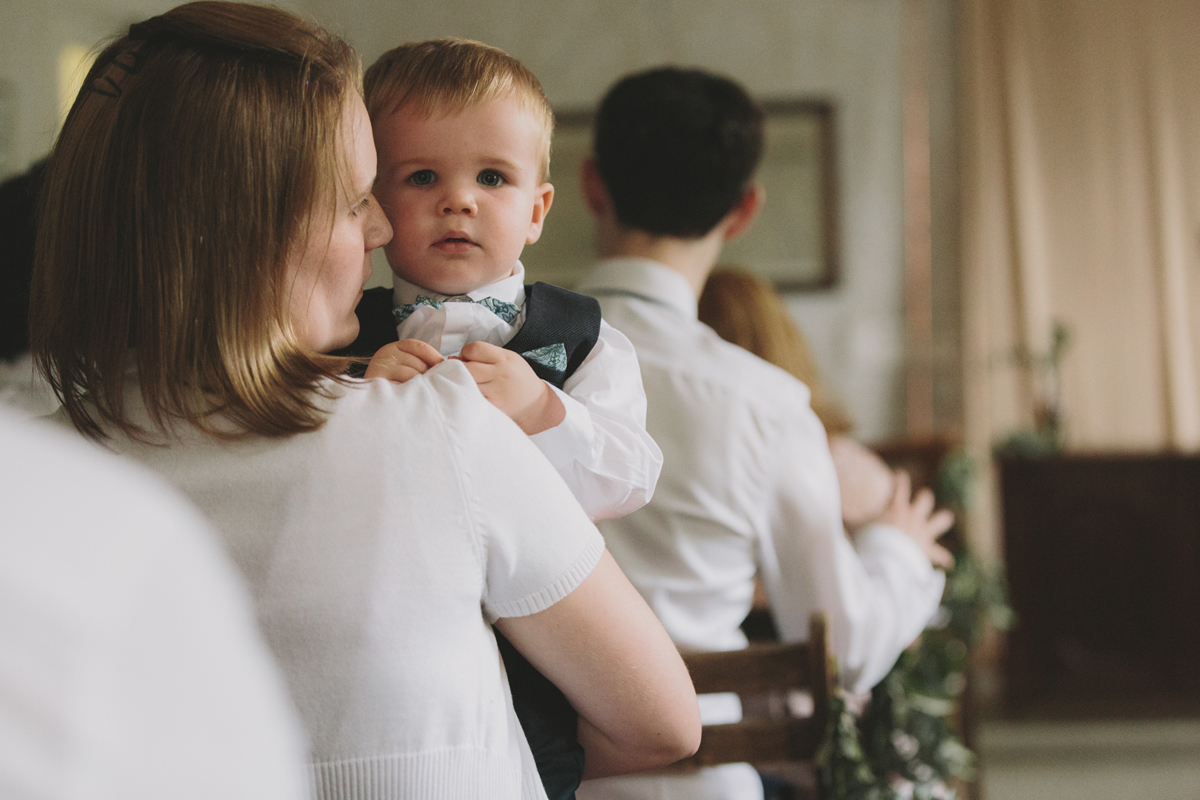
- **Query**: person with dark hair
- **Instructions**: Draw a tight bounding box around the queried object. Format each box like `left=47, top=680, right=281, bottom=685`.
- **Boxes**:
left=0, top=159, right=58, bottom=416
left=576, top=68, right=953, bottom=800
left=0, top=159, right=44, bottom=361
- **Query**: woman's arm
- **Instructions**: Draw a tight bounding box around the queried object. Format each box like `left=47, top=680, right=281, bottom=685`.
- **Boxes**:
left=495, top=550, right=701, bottom=779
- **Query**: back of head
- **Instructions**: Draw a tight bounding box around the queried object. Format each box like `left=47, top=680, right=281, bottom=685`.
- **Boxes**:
left=31, top=1, right=360, bottom=440
left=594, top=67, right=764, bottom=238
left=364, top=38, right=554, bottom=180
left=698, top=266, right=852, bottom=434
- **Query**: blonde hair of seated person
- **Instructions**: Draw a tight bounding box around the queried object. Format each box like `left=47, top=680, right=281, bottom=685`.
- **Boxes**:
left=698, top=266, right=893, bottom=529
left=698, top=266, right=853, bottom=435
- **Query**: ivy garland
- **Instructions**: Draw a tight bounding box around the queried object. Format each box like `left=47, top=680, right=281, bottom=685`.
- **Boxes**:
left=816, top=451, right=1013, bottom=800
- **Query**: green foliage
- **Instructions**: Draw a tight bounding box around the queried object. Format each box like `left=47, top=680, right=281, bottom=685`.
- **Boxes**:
left=817, top=451, right=1012, bottom=800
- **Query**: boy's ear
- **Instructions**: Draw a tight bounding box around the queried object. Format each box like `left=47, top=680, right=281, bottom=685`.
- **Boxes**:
left=526, top=182, right=555, bottom=245
left=720, top=183, right=765, bottom=243
left=580, top=158, right=611, bottom=219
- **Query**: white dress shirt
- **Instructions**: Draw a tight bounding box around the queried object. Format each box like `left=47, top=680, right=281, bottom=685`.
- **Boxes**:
left=574, top=258, right=945, bottom=800
left=394, top=262, right=663, bottom=521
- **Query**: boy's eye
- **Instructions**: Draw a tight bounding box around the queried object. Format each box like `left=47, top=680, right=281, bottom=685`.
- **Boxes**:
left=477, top=169, right=505, bottom=187
left=408, top=170, right=436, bottom=186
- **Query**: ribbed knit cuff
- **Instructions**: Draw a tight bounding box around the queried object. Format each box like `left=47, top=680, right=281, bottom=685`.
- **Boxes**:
left=487, top=535, right=605, bottom=619
left=310, top=747, right=525, bottom=800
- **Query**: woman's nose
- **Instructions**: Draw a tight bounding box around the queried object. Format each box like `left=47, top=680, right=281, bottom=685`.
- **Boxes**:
left=366, top=195, right=392, bottom=249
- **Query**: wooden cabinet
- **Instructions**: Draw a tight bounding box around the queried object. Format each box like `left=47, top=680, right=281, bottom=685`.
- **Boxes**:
left=1000, top=454, right=1200, bottom=717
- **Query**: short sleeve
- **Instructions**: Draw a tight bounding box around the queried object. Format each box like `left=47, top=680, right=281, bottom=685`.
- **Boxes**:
left=423, top=362, right=607, bottom=620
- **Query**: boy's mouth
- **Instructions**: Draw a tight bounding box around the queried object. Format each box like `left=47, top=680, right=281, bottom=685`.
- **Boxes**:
left=434, top=231, right=477, bottom=251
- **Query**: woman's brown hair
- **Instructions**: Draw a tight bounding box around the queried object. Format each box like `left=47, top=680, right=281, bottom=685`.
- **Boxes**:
left=31, top=1, right=361, bottom=440
left=698, top=266, right=854, bottom=435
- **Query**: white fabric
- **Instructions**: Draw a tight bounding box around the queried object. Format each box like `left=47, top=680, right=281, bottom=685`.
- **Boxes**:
left=0, top=409, right=308, bottom=800
left=575, top=258, right=945, bottom=800
left=394, top=263, right=527, bottom=357
left=51, top=362, right=606, bottom=800
left=395, top=261, right=663, bottom=522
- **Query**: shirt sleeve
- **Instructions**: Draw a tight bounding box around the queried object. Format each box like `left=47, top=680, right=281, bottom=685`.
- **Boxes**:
left=428, top=362, right=607, bottom=620
left=750, top=395, right=945, bottom=693
left=528, top=321, right=664, bottom=522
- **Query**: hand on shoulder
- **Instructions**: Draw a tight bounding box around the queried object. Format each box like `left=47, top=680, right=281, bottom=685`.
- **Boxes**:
left=365, top=339, right=444, bottom=383
left=458, top=341, right=565, bottom=435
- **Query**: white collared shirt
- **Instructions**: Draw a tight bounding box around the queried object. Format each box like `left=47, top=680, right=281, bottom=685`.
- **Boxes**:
left=577, top=258, right=944, bottom=692
left=393, top=262, right=663, bottom=522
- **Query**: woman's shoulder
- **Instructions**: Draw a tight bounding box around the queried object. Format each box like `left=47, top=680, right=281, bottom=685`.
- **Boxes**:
left=328, top=359, right=484, bottom=424
left=325, top=360, right=539, bottom=462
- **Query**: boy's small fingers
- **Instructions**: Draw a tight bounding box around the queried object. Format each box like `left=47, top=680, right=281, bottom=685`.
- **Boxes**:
left=393, top=366, right=420, bottom=382
left=459, top=341, right=504, bottom=363
left=461, top=360, right=493, bottom=383
left=395, top=339, right=445, bottom=366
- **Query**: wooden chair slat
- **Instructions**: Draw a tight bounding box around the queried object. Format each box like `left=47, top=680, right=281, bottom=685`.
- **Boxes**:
left=684, top=643, right=812, bottom=695
left=679, top=718, right=826, bottom=768
left=668, top=612, right=834, bottom=778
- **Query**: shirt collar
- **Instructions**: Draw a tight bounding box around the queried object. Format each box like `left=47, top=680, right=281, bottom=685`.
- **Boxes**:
left=392, top=261, right=527, bottom=308
left=577, top=257, right=699, bottom=319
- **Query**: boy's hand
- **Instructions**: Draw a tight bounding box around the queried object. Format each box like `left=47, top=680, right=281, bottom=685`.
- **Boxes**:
left=458, top=341, right=565, bottom=435
left=876, top=470, right=955, bottom=570
left=365, top=339, right=444, bottom=383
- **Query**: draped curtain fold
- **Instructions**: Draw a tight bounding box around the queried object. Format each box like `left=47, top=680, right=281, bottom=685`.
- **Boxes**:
left=960, top=0, right=1200, bottom=560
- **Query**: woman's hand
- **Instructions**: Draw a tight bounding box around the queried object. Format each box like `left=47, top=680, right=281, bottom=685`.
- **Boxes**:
left=876, top=470, right=955, bottom=570
left=365, top=339, right=444, bottom=383
left=495, top=550, right=701, bottom=778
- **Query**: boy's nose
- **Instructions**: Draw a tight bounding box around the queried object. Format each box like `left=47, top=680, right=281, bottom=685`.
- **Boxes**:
left=440, top=185, right=477, bottom=216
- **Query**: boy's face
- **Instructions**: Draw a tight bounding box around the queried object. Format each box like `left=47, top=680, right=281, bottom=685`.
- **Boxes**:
left=373, top=94, right=553, bottom=296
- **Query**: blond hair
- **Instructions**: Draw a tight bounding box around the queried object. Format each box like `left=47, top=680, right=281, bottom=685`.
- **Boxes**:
left=31, top=1, right=362, bottom=441
left=698, top=267, right=854, bottom=435
left=364, top=38, right=554, bottom=181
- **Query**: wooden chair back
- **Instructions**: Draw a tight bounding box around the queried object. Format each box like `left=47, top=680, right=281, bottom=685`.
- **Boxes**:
left=672, top=613, right=834, bottom=770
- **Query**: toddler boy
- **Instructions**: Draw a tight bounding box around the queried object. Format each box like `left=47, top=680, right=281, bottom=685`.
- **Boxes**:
left=351, top=38, right=661, bottom=524
left=340, top=39, right=664, bottom=800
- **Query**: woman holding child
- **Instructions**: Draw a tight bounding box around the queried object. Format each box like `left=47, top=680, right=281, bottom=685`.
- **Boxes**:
left=30, top=3, right=699, bottom=798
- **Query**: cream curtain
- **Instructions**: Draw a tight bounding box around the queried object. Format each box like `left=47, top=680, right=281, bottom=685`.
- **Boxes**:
left=960, top=0, right=1200, bottom=560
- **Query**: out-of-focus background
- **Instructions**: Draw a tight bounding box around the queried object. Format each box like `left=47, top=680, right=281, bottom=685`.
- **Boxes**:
left=5, top=1, right=1200, bottom=797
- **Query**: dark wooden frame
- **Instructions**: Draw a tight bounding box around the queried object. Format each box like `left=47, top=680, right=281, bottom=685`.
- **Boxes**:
left=522, top=100, right=839, bottom=292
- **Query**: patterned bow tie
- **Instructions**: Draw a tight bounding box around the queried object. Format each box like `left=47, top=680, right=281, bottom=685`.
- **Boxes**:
left=393, top=295, right=521, bottom=326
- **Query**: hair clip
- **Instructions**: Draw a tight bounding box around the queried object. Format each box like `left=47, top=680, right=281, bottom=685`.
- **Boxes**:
left=87, top=43, right=147, bottom=99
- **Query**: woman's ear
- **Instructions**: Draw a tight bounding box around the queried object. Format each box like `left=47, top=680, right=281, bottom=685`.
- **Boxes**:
left=720, top=183, right=765, bottom=243
left=581, top=158, right=612, bottom=220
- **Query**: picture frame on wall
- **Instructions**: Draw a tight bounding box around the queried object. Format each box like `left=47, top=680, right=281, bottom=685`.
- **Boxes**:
left=521, top=99, right=839, bottom=292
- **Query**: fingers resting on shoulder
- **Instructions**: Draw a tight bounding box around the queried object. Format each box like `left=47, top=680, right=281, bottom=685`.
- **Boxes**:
left=364, top=339, right=444, bottom=383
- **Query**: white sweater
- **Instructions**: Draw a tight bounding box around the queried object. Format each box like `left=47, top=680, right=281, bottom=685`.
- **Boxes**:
left=65, top=362, right=605, bottom=800
left=0, top=409, right=308, bottom=800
